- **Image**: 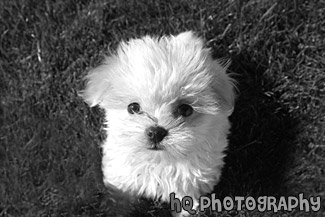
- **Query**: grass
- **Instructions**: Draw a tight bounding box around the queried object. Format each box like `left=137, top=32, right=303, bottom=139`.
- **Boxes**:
left=0, top=0, right=324, bottom=216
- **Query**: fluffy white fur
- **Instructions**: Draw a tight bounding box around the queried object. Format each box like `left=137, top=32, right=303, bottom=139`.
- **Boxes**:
left=82, top=31, right=235, bottom=216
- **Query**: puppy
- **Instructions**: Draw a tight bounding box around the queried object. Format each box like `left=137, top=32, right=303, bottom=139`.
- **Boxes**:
left=82, top=31, right=235, bottom=216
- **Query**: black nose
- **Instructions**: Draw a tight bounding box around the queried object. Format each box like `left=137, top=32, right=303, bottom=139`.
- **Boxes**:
left=146, top=126, right=168, bottom=144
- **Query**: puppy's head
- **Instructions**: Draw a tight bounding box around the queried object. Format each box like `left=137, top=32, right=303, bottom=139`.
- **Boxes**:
left=82, top=31, right=235, bottom=163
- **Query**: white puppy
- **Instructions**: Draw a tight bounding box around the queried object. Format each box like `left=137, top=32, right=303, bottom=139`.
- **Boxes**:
left=82, top=31, right=235, bottom=216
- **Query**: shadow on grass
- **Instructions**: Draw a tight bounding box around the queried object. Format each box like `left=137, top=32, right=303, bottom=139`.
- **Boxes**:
left=214, top=52, right=298, bottom=198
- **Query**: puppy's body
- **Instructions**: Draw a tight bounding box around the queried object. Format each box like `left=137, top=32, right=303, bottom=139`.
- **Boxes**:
left=82, top=32, right=235, bottom=216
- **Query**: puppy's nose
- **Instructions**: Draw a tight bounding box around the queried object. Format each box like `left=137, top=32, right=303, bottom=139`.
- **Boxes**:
left=146, top=126, right=168, bottom=144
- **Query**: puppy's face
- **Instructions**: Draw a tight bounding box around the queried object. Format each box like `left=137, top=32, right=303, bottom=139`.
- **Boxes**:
left=82, top=31, right=235, bottom=165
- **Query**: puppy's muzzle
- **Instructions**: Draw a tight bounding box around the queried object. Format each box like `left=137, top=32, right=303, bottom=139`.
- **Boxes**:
left=145, top=125, right=168, bottom=150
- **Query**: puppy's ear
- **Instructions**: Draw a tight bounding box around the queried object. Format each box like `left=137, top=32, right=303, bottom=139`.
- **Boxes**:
left=80, top=64, right=111, bottom=107
left=211, top=60, right=236, bottom=116
left=175, top=32, right=236, bottom=115
left=174, top=31, right=204, bottom=48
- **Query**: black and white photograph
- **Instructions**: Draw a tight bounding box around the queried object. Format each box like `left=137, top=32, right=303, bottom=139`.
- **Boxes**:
left=1, top=0, right=324, bottom=216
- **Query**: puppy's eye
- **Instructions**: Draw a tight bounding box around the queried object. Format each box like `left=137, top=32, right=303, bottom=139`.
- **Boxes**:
left=128, top=102, right=141, bottom=114
left=177, top=104, right=193, bottom=117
